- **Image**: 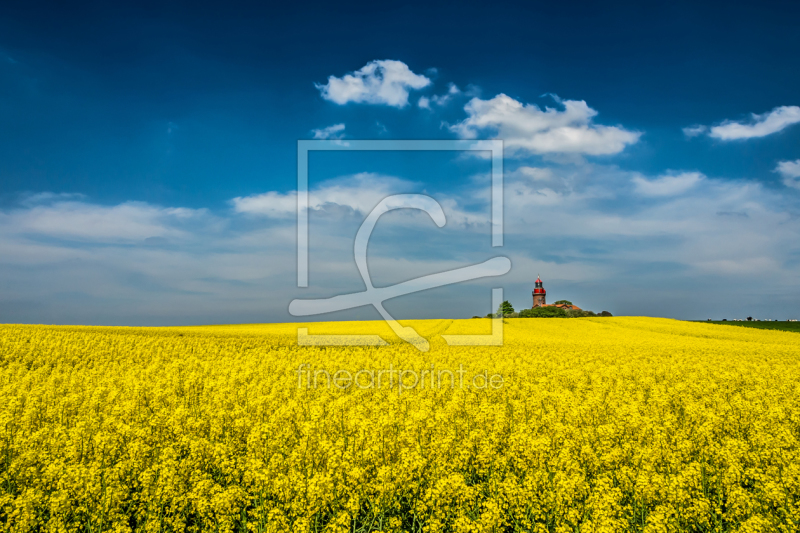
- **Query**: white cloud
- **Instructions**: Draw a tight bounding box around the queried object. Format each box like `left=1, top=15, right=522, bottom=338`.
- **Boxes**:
left=315, top=60, right=431, bottom=108
left=775, top=159, right=800, bottom=189
left=450, top=94, right=641, bottom=156
left=231, top=173, right=415, bottom=218
left=4, top=163, right=800, bottom=325
left=631, top=172, right=704, bottom=197
left=501, top=165, right=800, bottom=284
left=231, top=173, right=487, bottom=229
left=429, top=83, right=460, bottom=107
left=687, top=106, right=800, bottom=140
left=229, top=191, right=298, bottom=218
left=682, top=125, right=707, bottom=138
left=420, top=85, right=458, bottom=110
left=516, top=166, right=556, bottom=181
left=18, top=192, right=87, bottom=206
left=1, top=199, right=207, bottom=242
left=311, top=123, right=345, bottom=140
left=506, top=166, right=574, bottom=197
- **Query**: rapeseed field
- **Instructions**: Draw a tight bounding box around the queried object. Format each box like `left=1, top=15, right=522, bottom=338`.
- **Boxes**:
left=1, top=317, right=799, bottom=532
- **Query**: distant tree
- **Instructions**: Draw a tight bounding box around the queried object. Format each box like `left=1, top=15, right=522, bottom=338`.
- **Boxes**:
left=553, top=300, right=573, bottom=306
left=495, top=300, right=514, bottom=317
left=520, top=306, right=568, bottom=318
left=566, top=309, right=596, bottom=318
left=599, top=311, right=613, bottom=317
left=747, top=316, right=753, bottom=321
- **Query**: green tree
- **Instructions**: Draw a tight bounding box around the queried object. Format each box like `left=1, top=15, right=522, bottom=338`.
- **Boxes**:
left=553, top=300, right=573, bottom=306
left=566, top=309, right=596, bottom=318
left=495, top=300, right=514, bottom=317
left=520, top=306, right=569, bottom=318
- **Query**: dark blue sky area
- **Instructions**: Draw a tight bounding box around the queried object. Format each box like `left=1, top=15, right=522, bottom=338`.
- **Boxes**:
left=1, top=0, right=799, bottom=207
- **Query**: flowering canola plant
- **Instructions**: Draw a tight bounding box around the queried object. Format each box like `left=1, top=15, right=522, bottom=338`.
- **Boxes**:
left=1, top=317, right=799, bottom=532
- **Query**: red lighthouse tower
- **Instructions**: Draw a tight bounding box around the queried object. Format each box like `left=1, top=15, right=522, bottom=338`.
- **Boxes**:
left=532, top=275, right=546, bottom=307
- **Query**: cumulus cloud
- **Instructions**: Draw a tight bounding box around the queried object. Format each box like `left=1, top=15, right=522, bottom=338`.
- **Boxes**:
left=229, top=191, right=298, bottom=218
left=775, top=159, right=800, bottom=189
left=501, top=165, right=799, bottom=283
left=1, top=199, right=207, bottom=242
left=315, top=60, right=431, bottom=108
left=231, top=174, right=418, bottom=218
left=311, top=123, right=345, bottom=140
left=450, top=94, right=641, bottom=156
left=687, top=106, right=800, bottom=141
left=230, top=174, right=490, bottom=231
left=631, top=172, right=704, bottom=197
left=4, top=162, right=800, bottom=325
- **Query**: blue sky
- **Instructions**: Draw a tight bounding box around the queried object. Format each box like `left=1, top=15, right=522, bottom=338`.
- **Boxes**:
left=1, top=0, right=800, bottom=324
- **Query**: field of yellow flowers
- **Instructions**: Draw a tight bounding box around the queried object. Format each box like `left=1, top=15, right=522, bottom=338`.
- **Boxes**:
left=1, top=317, right=799, bottom=532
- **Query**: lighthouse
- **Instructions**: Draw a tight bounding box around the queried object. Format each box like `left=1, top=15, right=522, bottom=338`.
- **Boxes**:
left=532, top=276, right=546, bottom=307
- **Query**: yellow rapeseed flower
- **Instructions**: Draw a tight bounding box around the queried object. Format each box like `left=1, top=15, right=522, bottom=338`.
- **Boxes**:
left=0, top=317, right=798, bottom=531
